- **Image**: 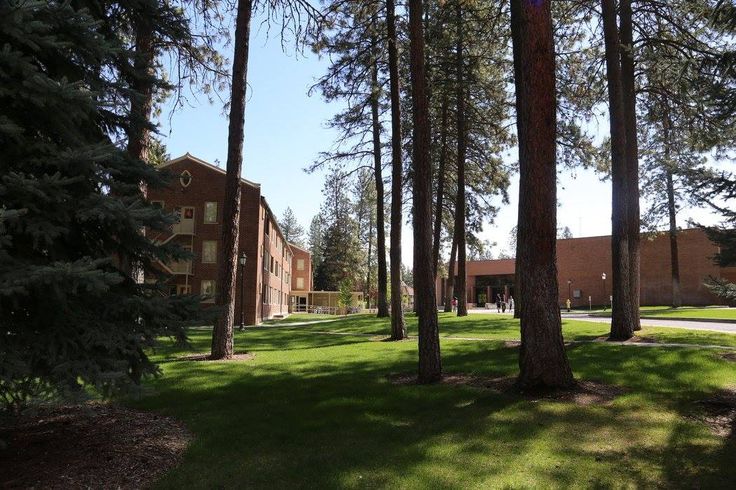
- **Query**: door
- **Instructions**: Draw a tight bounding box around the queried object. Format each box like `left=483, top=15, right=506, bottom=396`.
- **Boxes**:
left=173, top=206, right=195, bottom=234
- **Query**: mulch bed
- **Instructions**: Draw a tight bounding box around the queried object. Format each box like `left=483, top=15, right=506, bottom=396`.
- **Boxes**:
left=691, top=390, right=736, bottom=438
left=387, top=373, right=624, bottom=406
left=593, top=335, right=657, bottom=344
left=178, top=352, right=254, bottom=362
left=0, top=403, right=191, bottom=489
left=720, top=352, right=736, bottom=362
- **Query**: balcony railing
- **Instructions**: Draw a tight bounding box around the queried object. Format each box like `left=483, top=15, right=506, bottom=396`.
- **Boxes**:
left=168, top=259, right=192, bottom=275
left=172, top=220, right=195, bottom=235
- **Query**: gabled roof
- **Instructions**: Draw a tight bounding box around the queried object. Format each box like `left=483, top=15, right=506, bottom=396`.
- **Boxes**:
left=287, top=241, right=311, bottom=255
left=162, top=153, right=260, bottom=189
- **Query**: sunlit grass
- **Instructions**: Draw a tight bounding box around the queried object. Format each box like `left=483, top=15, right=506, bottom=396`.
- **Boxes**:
left=591, top=306, right=736, bottom=320
left=136, top=313, right=736, bottom=488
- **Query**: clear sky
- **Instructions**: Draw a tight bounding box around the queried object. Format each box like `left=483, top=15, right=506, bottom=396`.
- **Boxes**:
left=158, top=13, right=719, bottom=265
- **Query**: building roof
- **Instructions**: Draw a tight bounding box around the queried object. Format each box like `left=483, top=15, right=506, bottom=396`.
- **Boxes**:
left=287, top=241, right=311, bottom=255
left=162, top=153, right=260, bottom=189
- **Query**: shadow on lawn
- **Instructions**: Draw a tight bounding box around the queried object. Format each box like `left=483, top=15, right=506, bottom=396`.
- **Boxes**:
left=135, top=328, right=736, bottom=488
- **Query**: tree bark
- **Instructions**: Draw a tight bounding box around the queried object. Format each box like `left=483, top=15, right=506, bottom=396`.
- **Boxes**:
left=444, top=229, right=458, bottom=313
left=511, top=0, right=574, bottom=389
left=370, top=24, right=390, bottom=318
left=454, top=0, right=468, bottom=317
left=409, top=0, right=441, bottom=383
left=619, top=0, right=641, bottom=331
left=601, top=0, right=634, bottom=340
left=663, top=104, right=681, bottom=308
left=366, top=212, right=373, bottom=309
left=432, top=94, right=449, bottom=275
left=212, top=0, right=253, bottom=359
left=387, top=0, right=406, bottom=340
left=127, top=11, right=155, bottom=167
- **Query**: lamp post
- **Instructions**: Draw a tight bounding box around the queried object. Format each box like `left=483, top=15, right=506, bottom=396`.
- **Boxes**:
left=567, top=279, right=573, bottom=311
left=601, top=273, right=607, bottom=311
left=239, top=252, right=247, bottom=330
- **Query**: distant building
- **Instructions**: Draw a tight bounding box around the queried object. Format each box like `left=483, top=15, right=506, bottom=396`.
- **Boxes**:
left=147, top=154, right=300, bottom=324
left=437, top=229, right=736, bottom=307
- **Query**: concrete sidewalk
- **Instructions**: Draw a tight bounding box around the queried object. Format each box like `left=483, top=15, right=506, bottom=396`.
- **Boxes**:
left=466, top=308, right=736, bottom=334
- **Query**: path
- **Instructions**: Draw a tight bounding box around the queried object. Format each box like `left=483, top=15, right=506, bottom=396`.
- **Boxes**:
left=466, top=308, right=736, bottom=335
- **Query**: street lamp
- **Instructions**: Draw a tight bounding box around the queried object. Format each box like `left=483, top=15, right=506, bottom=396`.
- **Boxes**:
left=239, top=252, right=247, bottom=330
left=601, top=273, right=607, bottom=311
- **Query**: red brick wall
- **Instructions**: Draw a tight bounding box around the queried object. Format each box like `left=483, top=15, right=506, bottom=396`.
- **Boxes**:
left=147, top=155, right=291, bottom=324
left=437, top=229, right=733, bottom=307
left=289, top=244, right=312, bottom=293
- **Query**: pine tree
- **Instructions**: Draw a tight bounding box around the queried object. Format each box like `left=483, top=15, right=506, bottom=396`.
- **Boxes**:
left=511, top=0, right=574, bottom=389
left=280, top=207, right=306, bottom=246
left=0, top=0, right=199, bottom=410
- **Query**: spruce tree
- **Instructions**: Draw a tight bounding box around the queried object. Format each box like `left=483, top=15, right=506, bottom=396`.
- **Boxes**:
left=0, top=0, right=199, bottom=410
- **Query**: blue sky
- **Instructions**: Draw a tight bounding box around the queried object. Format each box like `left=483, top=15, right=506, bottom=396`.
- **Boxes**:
left=157, top=12, right=718, bottom=264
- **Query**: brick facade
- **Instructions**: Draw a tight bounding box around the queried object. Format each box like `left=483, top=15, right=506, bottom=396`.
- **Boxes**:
left=438, top=229, right=736, bottom=307
left=147, top=154, right=298, bottom=324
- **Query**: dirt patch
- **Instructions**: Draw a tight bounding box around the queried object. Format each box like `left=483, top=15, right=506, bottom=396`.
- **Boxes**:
left=178, top=352, right=254, bottom=362
left=503, top=340, right=521, bottom=348
left=692, top=390, right=736, bottom=438
left=387, top=373, right=623, bottom=406
left=594, top=335, right=657, bottom=344
left=0, top=403, right=191, bottom=489
left=719, top=352, right=736, bottom=362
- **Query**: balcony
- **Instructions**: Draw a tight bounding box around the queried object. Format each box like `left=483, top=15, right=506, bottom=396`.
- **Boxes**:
left=168, top=259, right=193, bottom=275
left=172, top=219, right=195, bottom=235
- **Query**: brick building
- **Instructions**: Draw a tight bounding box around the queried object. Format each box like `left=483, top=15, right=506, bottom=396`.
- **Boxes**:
left=147, top=154, right=297, bottom=324
left=289, top=242, right=312, bottom=309
left=437, top=229, right=736, bottom=308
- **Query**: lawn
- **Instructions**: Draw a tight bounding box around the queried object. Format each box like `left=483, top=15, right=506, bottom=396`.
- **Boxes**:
left=591, top=306, right=736, bottom=321
left=133, top=313, right=736, bottom=488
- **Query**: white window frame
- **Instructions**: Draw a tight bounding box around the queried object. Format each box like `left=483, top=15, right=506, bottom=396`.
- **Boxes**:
left=202, top=240, right=217, bottom=264
left=203, top=201, right=218, bottom=224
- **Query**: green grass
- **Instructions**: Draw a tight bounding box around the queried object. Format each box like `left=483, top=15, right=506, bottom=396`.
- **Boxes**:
left=133, top=313, right=736, bottom=488
left=591, top=306, right=736, bottom=321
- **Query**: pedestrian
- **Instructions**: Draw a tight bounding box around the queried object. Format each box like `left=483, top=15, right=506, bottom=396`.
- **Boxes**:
left=566, top=298, right=571, bottom=312
left=509, top=296, right=514, bottom=312
left=502, top=299, right=507, bottom=313
left=452, top=296, right=458, bottom=312
left=496, top=294, right=502, bottom=313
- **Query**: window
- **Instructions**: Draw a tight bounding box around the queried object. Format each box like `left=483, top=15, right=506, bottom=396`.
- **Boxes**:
left=202, top=241, right=217, bottom=263
left=270, top=257, right=274, bottom=274
left=297, top=259, right=305, bottom=271
left=180, top=170, right=192, bottom=188
left=201, top=280, right=216, bottom=301
left=204, top=202, right=217, bottom=223
left=296, top=277, right=304, bottom=289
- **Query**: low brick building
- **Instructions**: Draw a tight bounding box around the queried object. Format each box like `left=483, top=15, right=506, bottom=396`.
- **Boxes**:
left=438, top=228, right=736, bottom=308
left=147, top=154, right=297, bottom=324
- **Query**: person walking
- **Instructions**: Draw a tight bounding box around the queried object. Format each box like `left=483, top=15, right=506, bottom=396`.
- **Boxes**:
left=509, top=296, right=514, bottom=312
left=452, top=296, right=458, bottom=312
left=496, top=294, right=502, bottom=313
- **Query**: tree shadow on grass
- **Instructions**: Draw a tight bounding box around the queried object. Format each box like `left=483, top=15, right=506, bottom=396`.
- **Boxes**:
left=131, top=336, right=736, bottom=488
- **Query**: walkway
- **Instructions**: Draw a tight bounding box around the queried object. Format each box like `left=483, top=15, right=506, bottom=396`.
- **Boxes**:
left=466, top=308, right=736, bottom=335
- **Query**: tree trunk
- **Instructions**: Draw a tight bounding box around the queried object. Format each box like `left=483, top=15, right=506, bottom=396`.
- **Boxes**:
left=511, top=0, right=574, bottom=389
left=127, top=12, right=154, bottom=167
left=387, top=0, right=406, bottom=340
left=212, top=0, right=253, bottom=359
left=454, top=0, right=468, bottom=317
left=366, top=213, right=373, bottom=309
left=601, top=0, right=634, bottom=341
left=370, top=25, right=390, bottom=318
left=663, top=105, right=681, bottom=308
left=619, top=0, right=641, bottom=331
left=444, top=230, right=458, bottom=313
left=409, top=0, right=441, bottom=383
left=432, top=94, right=449, bottom=275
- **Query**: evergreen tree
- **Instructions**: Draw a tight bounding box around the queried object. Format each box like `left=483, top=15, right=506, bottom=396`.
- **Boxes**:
left=280, top=207, right=306, bottom=246
left=0, top=0, right=199, bottom=409
left=511, top=0, right=574, bottom=389
left=308, top=214, right=326, bottom=276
